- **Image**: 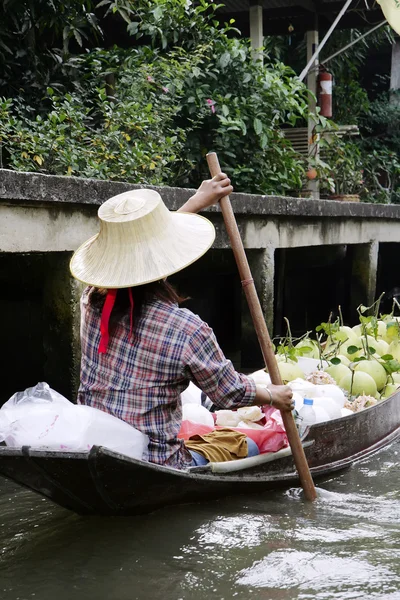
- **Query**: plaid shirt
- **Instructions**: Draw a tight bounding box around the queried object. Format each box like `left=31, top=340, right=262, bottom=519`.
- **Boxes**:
left=78, top=287, right=257, bottom=469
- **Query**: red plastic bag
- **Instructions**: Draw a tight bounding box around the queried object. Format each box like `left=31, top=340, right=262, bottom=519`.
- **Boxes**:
left=178, top=420, right=214, bottom=440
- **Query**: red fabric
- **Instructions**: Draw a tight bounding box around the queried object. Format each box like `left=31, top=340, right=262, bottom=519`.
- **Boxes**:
left=98, top=289, right=118, bottom=354
left=178, top=407, right=288, bottom=455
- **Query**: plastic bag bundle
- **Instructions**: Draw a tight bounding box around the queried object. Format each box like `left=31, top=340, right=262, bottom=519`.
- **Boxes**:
left=0, top=383, right=149, bottom=461
left=249, top=369, right=271, bottom=385
left=215, top=410, right=241, bottom=427
left=179, top=404, right=288, bottom=455
left=236, top=405, right=263, bottom=422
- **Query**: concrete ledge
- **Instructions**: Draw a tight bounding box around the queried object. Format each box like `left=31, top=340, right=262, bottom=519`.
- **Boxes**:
left=2, top=168, right=400, bottom=219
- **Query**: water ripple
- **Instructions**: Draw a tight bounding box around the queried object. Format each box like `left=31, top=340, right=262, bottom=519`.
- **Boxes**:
left=236, top=550, right=400, bottom=598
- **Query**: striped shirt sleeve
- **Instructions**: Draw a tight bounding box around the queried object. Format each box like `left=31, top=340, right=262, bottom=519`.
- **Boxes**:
left=182, top=320, right=257, bottom=409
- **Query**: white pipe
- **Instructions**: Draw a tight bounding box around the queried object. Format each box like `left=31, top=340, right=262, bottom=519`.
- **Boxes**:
left=322, top=20, right=386, bottom=65
left=299, top=0, right=354, bottom=82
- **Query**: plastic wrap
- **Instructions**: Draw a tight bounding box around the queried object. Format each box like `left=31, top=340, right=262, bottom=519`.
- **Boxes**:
left=0, top=382, right=149, bottom=460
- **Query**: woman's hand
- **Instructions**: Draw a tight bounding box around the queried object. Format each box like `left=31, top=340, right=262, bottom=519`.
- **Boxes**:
left=255, top=384, right=294, bottom=412
left=178, top=173, right=233, bottom=214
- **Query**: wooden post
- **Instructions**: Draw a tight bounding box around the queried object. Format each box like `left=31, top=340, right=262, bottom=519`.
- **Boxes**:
left=241, top=247, right=275, bottom=370
left=206, top=152, right=317, bottom=502
left=307, top=27, right=320, bottom=200
left=391, top=40, right=400, bottom=106
left=350, top=241, right=379, bottom=323
left=249, top=2, right=264, bottom=63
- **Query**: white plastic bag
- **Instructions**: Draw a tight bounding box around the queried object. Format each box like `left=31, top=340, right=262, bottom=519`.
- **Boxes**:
left=215, top=409, right=241, bottom=427
left=0, top=382, right=148, bottom=461
left=74, top=405, right=149, bottom=460
left=180, top=381, right=202, bottom=405
left=236, top=405, right=263, bottom=422
left=312, top=396, right=341, bottom=420
left=312, top=384, right=346, bottom=408
left=249, top=369, right=271, bottom=385
left=182, top=403, right=214, bottom=427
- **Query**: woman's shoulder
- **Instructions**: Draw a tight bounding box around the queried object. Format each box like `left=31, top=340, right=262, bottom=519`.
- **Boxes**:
left=147, top=299, right=205, bottom=334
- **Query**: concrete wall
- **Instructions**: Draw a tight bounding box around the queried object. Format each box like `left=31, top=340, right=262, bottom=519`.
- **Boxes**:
left=1, top=168, right=400, bottom=402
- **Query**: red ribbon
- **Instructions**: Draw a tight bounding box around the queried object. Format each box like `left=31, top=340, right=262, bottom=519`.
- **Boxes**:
left=98, top=289, right=117, bottom=354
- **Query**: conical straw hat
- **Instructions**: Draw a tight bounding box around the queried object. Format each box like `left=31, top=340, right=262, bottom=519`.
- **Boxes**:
left=70, top=189, right=215, bottom=288
left=378, top=0, right=400, bottom=35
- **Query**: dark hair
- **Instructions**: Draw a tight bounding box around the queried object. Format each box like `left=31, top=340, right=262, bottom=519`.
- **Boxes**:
left=89, top=280, right=187, bottom=325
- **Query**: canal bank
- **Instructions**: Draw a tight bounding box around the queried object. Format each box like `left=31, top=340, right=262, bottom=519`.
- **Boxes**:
left=2, top=168, right=400, bottom=403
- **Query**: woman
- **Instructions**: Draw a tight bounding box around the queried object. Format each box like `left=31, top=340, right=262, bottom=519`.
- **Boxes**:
left=70, top=175, right=294, bottom=469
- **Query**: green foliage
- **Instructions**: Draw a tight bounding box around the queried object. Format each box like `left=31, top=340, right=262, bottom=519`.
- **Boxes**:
left=0, top=1, right=310, bottom=194
left=4, top=1, right=398, bottom=202
left=0, top=86, right=182, bottom=182
left=264, top=26, right=399, bottom=203
left=318, top=136, right=364, bottom=196
left=357, top=93, right=400, bottom=204
left=320, top=26, right=400, bottom=203
left=0, top=0, right=103, bottom=97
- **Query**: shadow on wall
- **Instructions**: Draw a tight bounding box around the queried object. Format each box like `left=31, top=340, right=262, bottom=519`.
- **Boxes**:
left=274, top=244, right=352, bottom=339
left=377, top=243, right=400, bottom=315
left=4, top=242, right=399, bottom=406
left=0, top=252, right=76, bottom=407
left=170, top=249, right=242, bottom=369
left=274, top=242, right=400, bottom=340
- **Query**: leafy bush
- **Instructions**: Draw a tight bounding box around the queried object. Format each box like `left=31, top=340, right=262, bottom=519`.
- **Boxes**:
left=0, top=78, right=183, bottom=184
left=357, top=93, right=400, bottom=203
left=0, top=1, right=311, bottom=195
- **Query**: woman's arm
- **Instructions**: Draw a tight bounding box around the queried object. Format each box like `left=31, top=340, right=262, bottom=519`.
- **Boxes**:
left=254, top=384, right=294, bottom=412
left=177, top=173, right=233, bottom=214
left=183, top=320, right=294, bottom=412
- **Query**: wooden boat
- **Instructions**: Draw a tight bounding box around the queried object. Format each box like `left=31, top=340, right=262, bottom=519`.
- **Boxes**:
left=0, top=392, right=399, bottom=516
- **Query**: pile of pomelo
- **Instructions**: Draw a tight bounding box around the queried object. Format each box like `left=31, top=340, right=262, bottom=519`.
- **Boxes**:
left=258, top=313, right=400, bottom=418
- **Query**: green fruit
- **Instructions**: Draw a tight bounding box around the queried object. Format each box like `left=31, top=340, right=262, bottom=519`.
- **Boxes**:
left=295, top=339, right=319, bottom=359
left=354, top=321, right=386, bottom=341
left=350, top=335, right=387, bottom=358
left=383, top=321, right=400, bottom=344
left=337, top=354, right=350, bottom=366
left=338, top=326, right=358, bottom=343
left=375, top=339, right=389, bottom=356
left=388, top=340, right=400, bottom=362
left=339, top=371, right=377, bottom=398
left=391, top=372, right=400, bottom=384
left=381, top=383, right=400, bottom=399
left=324, top=363, right=351, bottom=385
left=343, top=343, right=363, bottom=361
left=358, top=335, right=382, bottom=355
left=277, top=361, right=305, bottom=383
left=376, top=321, right=387, bottom=339
left=353, top=360, right=387, bottom=391
left=325, top=327, right=358, bottom=355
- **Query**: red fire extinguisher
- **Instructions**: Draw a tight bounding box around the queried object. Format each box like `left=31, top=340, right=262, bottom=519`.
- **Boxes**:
left=318, top=68, right=333, bottom=118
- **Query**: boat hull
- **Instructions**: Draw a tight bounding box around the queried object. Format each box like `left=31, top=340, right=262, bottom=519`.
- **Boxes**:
left=0, top=392, right=399, bottom=515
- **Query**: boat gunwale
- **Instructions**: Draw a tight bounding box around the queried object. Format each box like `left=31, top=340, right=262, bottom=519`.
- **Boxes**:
left=0, top=390, right=398, bottom=484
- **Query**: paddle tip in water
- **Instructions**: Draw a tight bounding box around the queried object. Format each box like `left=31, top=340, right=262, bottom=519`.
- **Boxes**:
left=286, top=486, right=330, bottom=502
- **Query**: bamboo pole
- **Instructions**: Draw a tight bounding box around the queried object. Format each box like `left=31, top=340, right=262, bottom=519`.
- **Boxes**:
left=206, top=152, right=317, bottom=502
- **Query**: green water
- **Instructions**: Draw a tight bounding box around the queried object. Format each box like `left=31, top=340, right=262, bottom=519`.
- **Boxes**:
left=0, top=442, right=399, bottom=600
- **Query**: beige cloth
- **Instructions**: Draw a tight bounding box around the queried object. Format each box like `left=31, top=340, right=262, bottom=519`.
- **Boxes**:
left=185, top=428, right=248, bottom=462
